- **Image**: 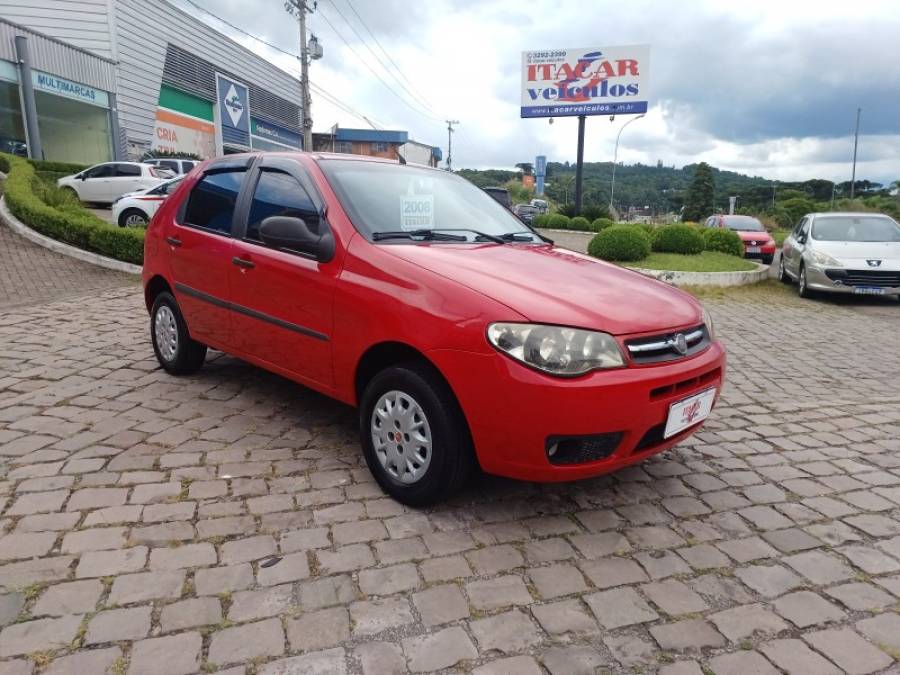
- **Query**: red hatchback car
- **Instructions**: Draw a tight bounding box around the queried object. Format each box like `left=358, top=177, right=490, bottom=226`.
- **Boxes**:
left=705, top=214, right=776, bottom=264
left=143, top=152, right=726, bottom=505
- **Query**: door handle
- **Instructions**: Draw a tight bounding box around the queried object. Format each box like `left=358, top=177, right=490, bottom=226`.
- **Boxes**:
left=165, top=236, right=181, bottom=247
left=232, top=256, right=255, bottom=269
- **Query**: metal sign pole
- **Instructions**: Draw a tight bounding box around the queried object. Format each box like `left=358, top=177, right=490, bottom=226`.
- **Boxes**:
left=574, top=115, right=586, bottom=215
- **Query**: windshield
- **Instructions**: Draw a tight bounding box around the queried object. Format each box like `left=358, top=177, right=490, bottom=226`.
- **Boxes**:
left=321, top=159, right=540, bottom=242
left=722, top=215, right=765, bottom=232
left=812, top=215, right=900, bottom=242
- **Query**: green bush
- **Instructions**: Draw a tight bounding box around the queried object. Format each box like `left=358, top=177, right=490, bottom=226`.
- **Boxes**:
left=0, top=155, right=9, bottom=174
left=547, top=214, right=570, bottom=229
left=569, top=216, right=591, bottom=231
left=532, top=214, right=552, bottom=228
left=581, top=204, right=610, bottom=221
left=591, top=217, right=615, bottom=231
left=652, top=223, right=705, bottom=254
left=588, top=225, right=651, bottom=262
left=1, top=153, right=143, bottom=264
left=27, top=158, right=88, bottom=174
left=702, top=228, right=744, bottom=256
left=35, top=170, right=70, bottom=185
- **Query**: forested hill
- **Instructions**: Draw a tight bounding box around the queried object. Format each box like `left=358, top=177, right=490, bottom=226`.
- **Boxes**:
left=456, top=161, right=889, bottom=214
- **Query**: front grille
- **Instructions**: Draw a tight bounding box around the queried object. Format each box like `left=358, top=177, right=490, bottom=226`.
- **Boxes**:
left=825, top=269, right=900, bottom=288
left=625, top=325, right=709, bottom=364
left=650, top=367, right=721, bottom=401
left=546, top=433, right=623, bottom=465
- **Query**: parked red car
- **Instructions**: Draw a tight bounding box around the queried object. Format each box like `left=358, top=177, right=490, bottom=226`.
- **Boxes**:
left=705, top=214, right=776, bottom=264
left=143, top=152, right=726, bottom=505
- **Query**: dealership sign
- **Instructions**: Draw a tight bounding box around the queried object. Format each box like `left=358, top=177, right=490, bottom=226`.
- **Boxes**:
left=32, top=70, right=109, bottom=108
left=214, top=73, right=250, bottom=154
left=520, top=45, right=649, bottom=118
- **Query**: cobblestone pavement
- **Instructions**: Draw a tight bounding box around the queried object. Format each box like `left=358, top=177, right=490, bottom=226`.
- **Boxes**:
left=0, top=259, right=900, bottom=674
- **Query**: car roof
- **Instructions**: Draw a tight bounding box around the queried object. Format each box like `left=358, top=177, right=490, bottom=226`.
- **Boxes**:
left=810, top=212, right=893, bottom=218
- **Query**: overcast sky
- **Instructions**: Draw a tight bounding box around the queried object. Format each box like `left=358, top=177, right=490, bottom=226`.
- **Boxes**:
left=175, top=0, right=900, bottom=184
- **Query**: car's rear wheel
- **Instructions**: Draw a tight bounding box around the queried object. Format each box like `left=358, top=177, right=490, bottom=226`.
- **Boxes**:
left=118, top=208, right=148, bottom=228
left=778, top=255, right=791, bottom=283
left=798, top=263, right=814, bottom=299
left=150, top=291, right=206, bottom=375
left=61, top=187, right=79, bottom=201
left=359, top=361, right=473, bottom=506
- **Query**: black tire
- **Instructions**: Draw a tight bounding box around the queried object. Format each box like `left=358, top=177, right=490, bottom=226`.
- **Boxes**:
left=150, top=291, right=207, bottom=375
left=761, top=254, right=773, bottom=265
left=118, top=208, right=148, bottom=228
left=359, top=361, right=474, bottom=506
left=61, top=186, right=79, bottom=201
left=778, top=254, right=791, bottom=284
left=797, top=263, right=814, bottom=299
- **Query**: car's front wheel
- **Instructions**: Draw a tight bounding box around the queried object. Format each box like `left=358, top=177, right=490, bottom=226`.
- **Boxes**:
left=798, top=264, right=814, bottom=299
left=118, top=208, right=148, bottom=228
left=150, top=291, right=207, bottom=375
left=359, top=362, right=474, bottom=506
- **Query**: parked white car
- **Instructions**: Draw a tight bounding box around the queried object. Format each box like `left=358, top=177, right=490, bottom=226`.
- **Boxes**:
left=111, top=176, right=184, bottom=227
left=57, top=162, right=173, bottom=205
left=143, top=157, right=198, bottom=175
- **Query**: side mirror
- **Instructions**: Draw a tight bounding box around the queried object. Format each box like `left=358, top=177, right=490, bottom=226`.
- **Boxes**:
left=259, top=216, right=335, bottom=262
left=80, top=174, right=88, bottom=181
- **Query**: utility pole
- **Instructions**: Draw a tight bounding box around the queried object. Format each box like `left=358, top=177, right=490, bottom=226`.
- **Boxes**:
left=574, top=115, right=586, bottom=214
left=285, top=0, right=316, bottom=151
left=850, top=107, right=861, bottom=199
left=609, top=113, right=644, bottom=216
left=445, top=120, right=459, bottom=171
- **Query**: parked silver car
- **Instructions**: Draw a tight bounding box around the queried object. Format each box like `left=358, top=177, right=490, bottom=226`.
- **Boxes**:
left=778, top=212, right=900, bottom=299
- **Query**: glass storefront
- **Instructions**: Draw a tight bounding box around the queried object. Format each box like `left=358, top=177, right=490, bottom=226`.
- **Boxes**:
left=35, top=90, right=111, bottom=164
left=0, top=79, right=26, bottom=156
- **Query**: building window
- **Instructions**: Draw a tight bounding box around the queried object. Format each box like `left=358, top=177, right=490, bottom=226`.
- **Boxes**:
left=372, top=142, right=388, bottom=153
left=334, top=141, right=352, bottom=154
left=34, top=91, right=111, bottom=164
left=0, top=80, right=26, bottom=157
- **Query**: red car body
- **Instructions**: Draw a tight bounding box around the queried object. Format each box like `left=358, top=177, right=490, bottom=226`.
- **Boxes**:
left=707, top=214, right=776, bottom=261
left=143, top=152, right=726, bottom=484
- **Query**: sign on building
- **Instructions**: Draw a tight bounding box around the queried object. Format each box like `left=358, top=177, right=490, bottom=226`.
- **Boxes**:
left=520, top=45, right=649, bottom=118
left=214, top=73, right=250, bottom=154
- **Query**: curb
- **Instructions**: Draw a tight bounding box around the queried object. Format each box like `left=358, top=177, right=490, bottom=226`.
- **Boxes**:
left=630, top=261, right=770, bottom=287
left=0, top=193, right=142, bottom=276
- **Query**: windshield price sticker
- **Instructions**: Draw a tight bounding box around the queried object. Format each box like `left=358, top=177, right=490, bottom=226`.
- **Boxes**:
left=401, top=195, right=434, bottom=231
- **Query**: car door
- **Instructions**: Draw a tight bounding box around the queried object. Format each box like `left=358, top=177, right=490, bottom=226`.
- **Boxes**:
left=228, top=156, right=335, bottom=387
left=784, top=217, right=810, bottom=276
left=79, top=163, right=114, bottom=201
left=166, top=161, right=249, bottom=349
left=108, top=163, right=143, bottom=201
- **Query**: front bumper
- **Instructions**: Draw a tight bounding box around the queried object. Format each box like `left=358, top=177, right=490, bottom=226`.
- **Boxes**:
left=805, top=265, right=900, bottom=295
left=428, top=341, right=726, bottom=482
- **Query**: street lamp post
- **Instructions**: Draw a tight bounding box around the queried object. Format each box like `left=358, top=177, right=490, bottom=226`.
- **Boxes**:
left=609, top=114, right=645, bottom=216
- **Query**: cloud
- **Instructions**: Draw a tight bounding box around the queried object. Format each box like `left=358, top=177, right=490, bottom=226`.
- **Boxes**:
left=174, top=0, right=900, bottom=183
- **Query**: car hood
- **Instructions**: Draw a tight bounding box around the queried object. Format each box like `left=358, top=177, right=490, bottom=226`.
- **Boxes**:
left=383, top=243, right=702, bottom=335
left=735, top=230, right=772, bottom=242
left=813, top=240, right=900, bottom=270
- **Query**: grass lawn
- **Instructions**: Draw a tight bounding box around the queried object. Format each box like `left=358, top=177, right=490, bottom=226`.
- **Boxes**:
left=625, top=251, right=757, bottom=272
left=769, top=228, right=790, bottom=246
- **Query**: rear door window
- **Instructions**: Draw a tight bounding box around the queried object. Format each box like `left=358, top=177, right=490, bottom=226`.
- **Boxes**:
left=114, top=164, right=141, bottom=177
left=183, top=170, right=245, bottom=235
left=245, top=170, right=319, bottom=242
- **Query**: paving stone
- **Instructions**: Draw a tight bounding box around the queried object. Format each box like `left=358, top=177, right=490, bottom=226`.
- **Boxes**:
left=257, top=648, right=347, bottom=675
left=14, top=512, right=80, bottom=533
left=351, top=597, right=414, bottom=636
left=76, top=546, right=147, bottom=577
left=160, top=597, right=222, bottom=632
left=856, top=612, right=900, bottom=652
left=760, top=638, right=841, bottom=675
left=421, top=555, right=471, bottom=583
left=635, top=550, right=692, bottom=579
left=32, top=580, right=102, bottom=616
left=257, top=551, right=310, bottom=586
left=0, top=532, right=57, bottom=560
left=142, top=501, right=195, bottom=523
left=472, top=655, right=542, bottom=675
left=66, top=487, right=128, bottom=511
left=82, top=505, right=143, bottom=527
left=6, top=490, right=69, bottom=516
left=228, top=584, right=294, bottom=622
left=531, top=598, right=597, bottom=634
left=735, top=563, right=804, bottom=598
left=584, top=587, right=658, bottom=629
left=0, top=594, right=24, bottom=627
left=402, top=626, right=477, bottom=672
left=281, top=527, right=331, bottom=552
left=579, top=557, right=647, bottom=588
left=128, top=632, right=201, bottom=675
left=470, top=608, right=542, bottom=654
left=569, top=532, right=631, bottom=558
left=208, top=618, right=285, bottom=666
left=528, top=563, right=588, bottom=599
left=149, top=542, right=216, bottom=569
left=286, top=606, right=350, bottom=652
left=413, top=583, right=468, bottom=626
left=358, top=562, right=420, bottom=595
left=706, top=651, right=779, bottom=675
left=826, top=582, right=896, bottom=611
left=642, top=579, right=708, bottom=615
left=657, top=662, right=704, bottom=675
left=318, top=544, right=375, bottom=574
left=709, top=602, right=790, bottom=642
left=298, top=575, right=356, bottom=610
left=43, top=647, right=122, bottom=675
left=355, top=641, right=406, bottom=675
left=782, top=550, right=855, bottom=585
left=61, top=527, right=127, bottom=553
left=0, top=614, right=82, bottom=656
left=541, top=646, right=605, bottom=675
left=840, top=544, right=900, bottom=574
left=129, top=481, right=181, bottom=504
left=195, top=563, right=254, bottom=595
left=773, top=590, right=846, bottom=628
left=677, top=543, right=731, bottom=570
left=649, top=618, right=725, bottom=651
left=717, top=536, right=780, bottom=563
left=804, top=628, right=892, bottom=675
left=85, top=605, right=151, bottom=644
left=466, top=544, right=524, bottom=575
left=761, top=527, right=823, bottom=553
left=603, top=633, right=657, bottom=668
left=0, top=556, right=74, bottom=588
left=466, top=575, right=532, bottom=610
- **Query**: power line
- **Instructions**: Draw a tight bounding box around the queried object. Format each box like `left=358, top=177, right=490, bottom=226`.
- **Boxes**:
left=316, top=3, right=444, bottom=122
left=329, top=0, right=436, bottom=114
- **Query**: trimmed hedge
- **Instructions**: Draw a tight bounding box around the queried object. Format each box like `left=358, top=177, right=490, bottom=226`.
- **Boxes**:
left=0, top=153, right=144, bottom=264
left=591, top=217, right=615, bottom=231
left=588, top=225, right=651, bottom=262
left=652, top=223, right=705, bottom=254
left=547, top=214, right=570, bottom=229
left=532, top=213, right=552, bottom=228
left=28, top=158, right=88, bottom=174
left=702, top=227, right=744, bottom=256
left=569, top=216, right=591, bottom=231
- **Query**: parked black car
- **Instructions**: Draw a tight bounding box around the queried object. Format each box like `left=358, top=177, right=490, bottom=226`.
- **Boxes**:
left=512, top=204, right=538, bottom=225
left=483, top=187, right=512, bottom=210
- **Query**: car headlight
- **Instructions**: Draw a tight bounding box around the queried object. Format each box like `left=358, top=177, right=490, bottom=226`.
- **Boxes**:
left=810, top=250, right=841, bottom=267
left=487, top=323, right=624, bottom=376
left=702, top=308, right=716, bottom=341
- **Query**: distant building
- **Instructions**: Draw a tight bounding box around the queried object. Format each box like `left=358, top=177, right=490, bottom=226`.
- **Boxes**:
left=313, top=128, right=441, bottom=167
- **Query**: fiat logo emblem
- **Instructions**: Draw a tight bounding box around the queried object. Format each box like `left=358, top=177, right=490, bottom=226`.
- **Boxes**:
left=672, top=333, right=688, bottom=355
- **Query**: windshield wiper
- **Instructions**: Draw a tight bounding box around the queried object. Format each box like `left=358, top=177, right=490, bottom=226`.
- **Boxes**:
left=498, top=231, right=542, bottom=242
left=429, top=228, right=506, bottom=244
left=372, top=229, right=467, bottom=242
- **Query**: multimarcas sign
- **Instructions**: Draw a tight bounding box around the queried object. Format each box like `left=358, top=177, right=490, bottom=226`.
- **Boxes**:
left=32, top=70, right=109, bottom=108
left=520, top=45, right=650, bottom=118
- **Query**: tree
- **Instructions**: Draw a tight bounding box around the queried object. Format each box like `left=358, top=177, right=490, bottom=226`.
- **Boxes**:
left=682, top=162, right=715, bottom=221
left=515, top=162, right=534, bottom=176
